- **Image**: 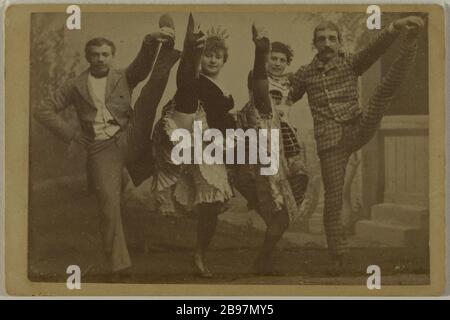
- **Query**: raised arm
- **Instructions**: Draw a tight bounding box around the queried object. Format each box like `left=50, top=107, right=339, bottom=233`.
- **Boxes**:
left=251, top=24, right=272, bottom=115
left=351, top=16, right=424, bottom=76
left=34, top=80, right=76, bottom=143
left=289, top=67, right=307, bottom=104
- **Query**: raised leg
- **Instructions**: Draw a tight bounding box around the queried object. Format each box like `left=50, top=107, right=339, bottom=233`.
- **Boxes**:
left=122, top=46, right=181, bottom=164
left=353, top=39, right=417, bottom=151
left=173, top=13, right=205, bottom=115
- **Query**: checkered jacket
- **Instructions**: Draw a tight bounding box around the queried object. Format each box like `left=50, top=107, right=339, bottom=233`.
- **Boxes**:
left=290, top=27, right=400, bottom=152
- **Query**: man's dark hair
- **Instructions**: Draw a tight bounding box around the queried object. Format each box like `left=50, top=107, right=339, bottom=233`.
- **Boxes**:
left=271, top=41, right=294, bottom=64
left=84, top=37, right=116, bottom=59
left=313, top=21, right=343, bottom=44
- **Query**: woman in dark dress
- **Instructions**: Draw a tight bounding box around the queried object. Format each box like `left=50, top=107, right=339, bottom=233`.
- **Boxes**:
left=151, top=14, right=235, bottom=278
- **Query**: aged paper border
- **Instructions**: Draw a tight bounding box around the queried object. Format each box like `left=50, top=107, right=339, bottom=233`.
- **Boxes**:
left=4, top=4, right=446, bottom=296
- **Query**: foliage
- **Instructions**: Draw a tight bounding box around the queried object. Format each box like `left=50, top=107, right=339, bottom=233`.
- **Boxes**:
left=30, top=15, right=80, bottom=120
left=30, top=15, right=83, bottom=183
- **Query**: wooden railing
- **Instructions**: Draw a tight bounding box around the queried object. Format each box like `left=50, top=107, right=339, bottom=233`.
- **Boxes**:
left=378, top=115, right=429, bottom=207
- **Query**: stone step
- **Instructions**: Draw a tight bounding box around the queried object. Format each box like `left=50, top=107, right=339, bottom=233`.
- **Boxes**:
left=371, top=203, right=428, bottom=228
left=355, top=220, right=428, bottom=247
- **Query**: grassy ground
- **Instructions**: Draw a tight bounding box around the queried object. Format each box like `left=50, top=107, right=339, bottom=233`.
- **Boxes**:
left=28, top=182, right=429, bottom=286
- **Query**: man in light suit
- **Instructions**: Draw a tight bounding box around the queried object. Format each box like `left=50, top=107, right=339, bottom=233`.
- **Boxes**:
left=34, top=19, right=180, bottom=276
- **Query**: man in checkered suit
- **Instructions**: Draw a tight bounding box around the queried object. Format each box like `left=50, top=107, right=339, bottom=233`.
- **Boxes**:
left=289, top=16, right=424, bottom=272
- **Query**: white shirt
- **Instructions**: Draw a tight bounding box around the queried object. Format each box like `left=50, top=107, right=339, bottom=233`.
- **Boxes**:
left=87, top=73, right=121, bottom=140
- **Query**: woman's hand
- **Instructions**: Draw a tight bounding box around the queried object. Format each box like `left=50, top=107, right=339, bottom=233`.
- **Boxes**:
left=252, top=23, right=270, bottom=53
left=185, top=13, right=206, bottom=50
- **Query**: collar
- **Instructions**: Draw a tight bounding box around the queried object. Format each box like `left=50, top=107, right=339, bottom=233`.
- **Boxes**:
left=311, top=52, right=344, bottom=72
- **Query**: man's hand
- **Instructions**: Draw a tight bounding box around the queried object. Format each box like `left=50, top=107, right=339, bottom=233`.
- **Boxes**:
left=148, top=27, right=175, bottom=43
left=393, top=16, right=424, bottom=39
left=72, top=132, right=93, bottom=148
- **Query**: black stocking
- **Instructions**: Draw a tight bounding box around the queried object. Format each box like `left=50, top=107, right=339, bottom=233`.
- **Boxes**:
left=196, top=202, right=221, bottom=254
left=256, top=211, right=290, bottom=273
left=194, top=202, right=221, bottom=273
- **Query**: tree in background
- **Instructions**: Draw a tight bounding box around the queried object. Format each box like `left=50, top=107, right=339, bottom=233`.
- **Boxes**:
left=30, top=14, right=82, bottom=186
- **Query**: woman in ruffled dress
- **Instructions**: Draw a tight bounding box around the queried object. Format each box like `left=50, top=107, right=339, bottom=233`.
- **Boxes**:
left=234, top=25, right=309, bottom=275
left=151, top=14, right=235, bottom=278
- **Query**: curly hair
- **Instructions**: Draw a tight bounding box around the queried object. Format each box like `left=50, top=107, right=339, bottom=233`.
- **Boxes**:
left=204, top=36, right=229, bottom=63
left=271, top=41, right=294, bottom=64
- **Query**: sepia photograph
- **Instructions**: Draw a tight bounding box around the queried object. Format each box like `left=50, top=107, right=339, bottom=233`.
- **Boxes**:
left=3, top=4, right=446, bottom=296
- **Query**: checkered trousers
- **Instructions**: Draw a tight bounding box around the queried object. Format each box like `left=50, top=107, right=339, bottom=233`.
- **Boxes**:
left=319, top=40, right=418, bottom=259
left=346, top=41, right=418, bottom=152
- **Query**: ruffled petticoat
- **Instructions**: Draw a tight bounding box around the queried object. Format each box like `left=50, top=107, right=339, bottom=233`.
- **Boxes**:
left=151, top=100, right=233, bottom=217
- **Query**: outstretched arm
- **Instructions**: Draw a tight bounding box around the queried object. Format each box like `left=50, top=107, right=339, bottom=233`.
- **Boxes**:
left=351, top=16, right=424, bottom=76
left=251, top=24, right=272, bottom=115
left=289, top=67, right=307, bottom=104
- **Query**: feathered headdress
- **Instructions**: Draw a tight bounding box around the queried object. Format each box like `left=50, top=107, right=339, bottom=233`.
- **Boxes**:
left=204, top=25, right=230, bottom=62
left=206, top=25, right=229, bottom=41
